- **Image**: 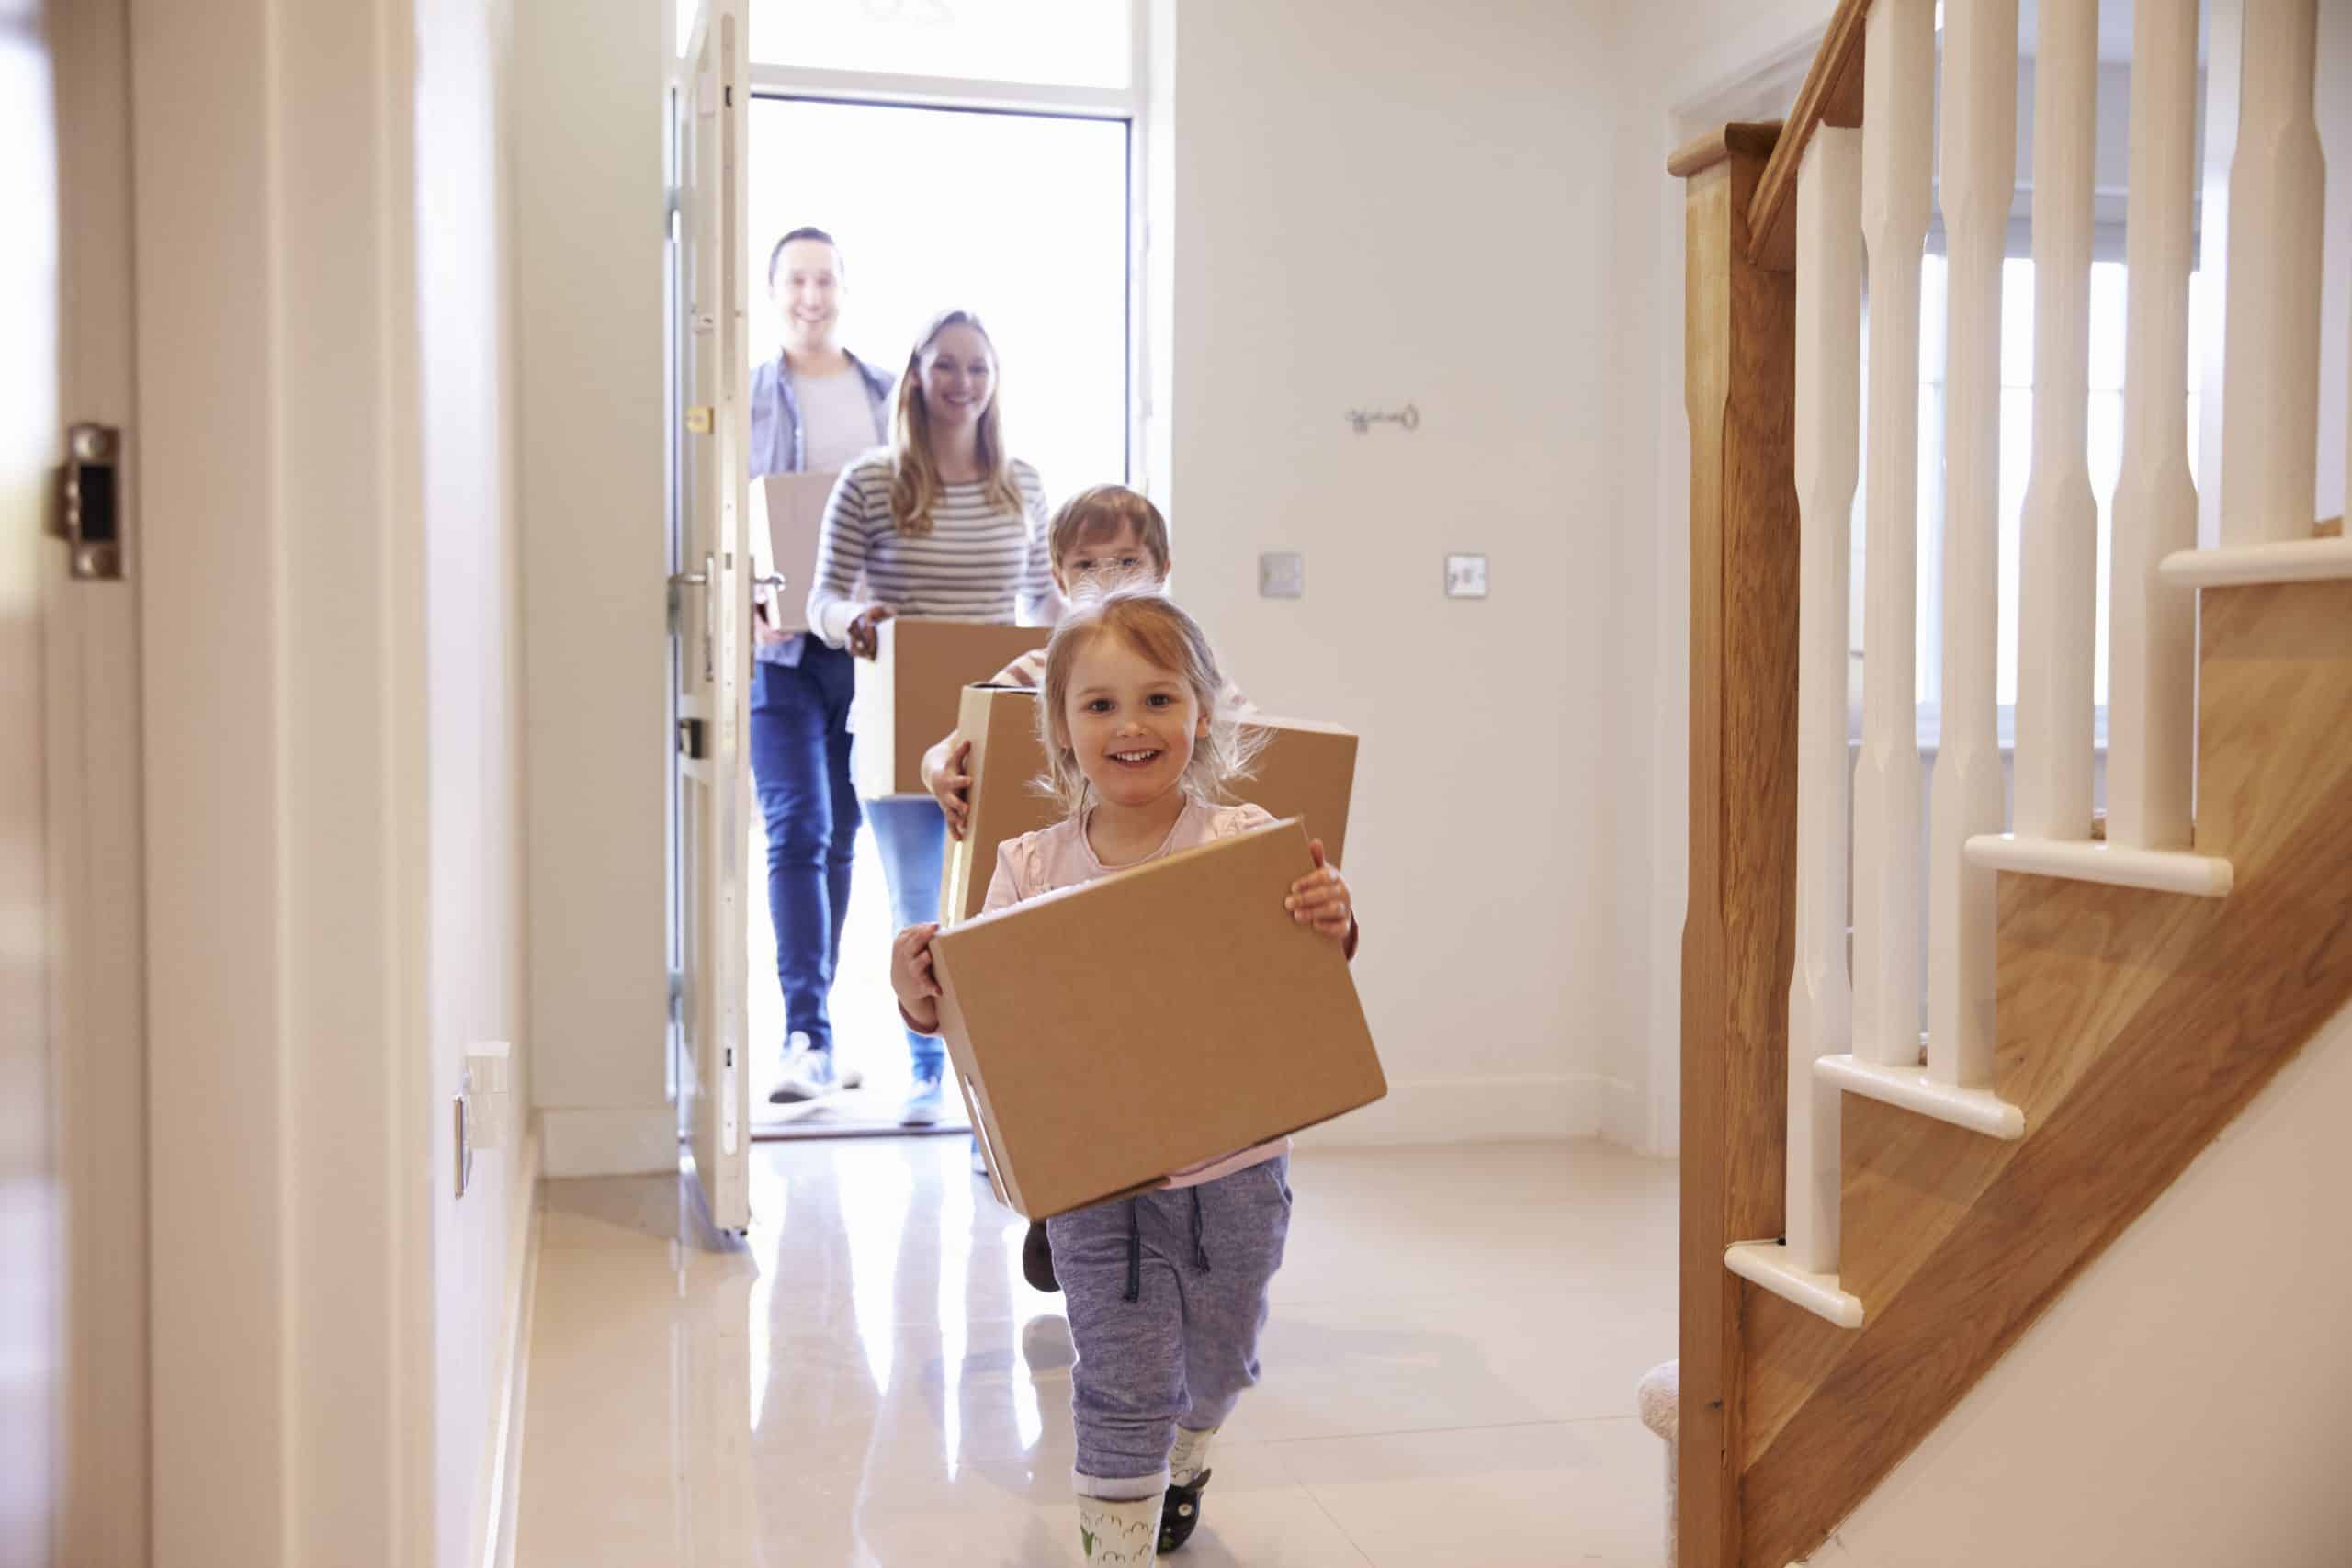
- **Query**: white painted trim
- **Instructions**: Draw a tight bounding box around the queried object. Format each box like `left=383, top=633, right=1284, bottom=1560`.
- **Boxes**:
left=1290, top=1074, right=1631, bottom=1149
left=1724, top=1241, right=1867, bottom=1329
left=746, top=62, right=1136, bottom=117
left=1600, top=1074, right=1651, bottom=1155
left=539, top=1105, right=679, bottom=1178
left=1963, top=832, right=2235, bottom=897
left=1817, top=1055, right=2028, bottom=1140
left=478, top=1123, right=542, bottom=1568
left=2157, top=536, right=2352, bottom=586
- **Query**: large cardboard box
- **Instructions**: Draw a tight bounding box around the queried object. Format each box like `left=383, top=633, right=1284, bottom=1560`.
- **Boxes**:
left=933, top=818, right=1385, bottom=1218
left=937, top=693, right=1361, bottom=927
left=852, top=617, right=1051, bottom=798
left=751, top=470, right=837, bottom=636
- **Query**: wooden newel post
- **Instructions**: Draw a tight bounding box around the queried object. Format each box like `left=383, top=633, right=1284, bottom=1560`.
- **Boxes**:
left=1668, top=122, right=1802, bottom=1568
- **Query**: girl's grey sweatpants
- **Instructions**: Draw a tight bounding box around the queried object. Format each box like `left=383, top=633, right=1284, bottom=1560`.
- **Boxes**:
left=1047, top=1154, right=1293, bottom=1487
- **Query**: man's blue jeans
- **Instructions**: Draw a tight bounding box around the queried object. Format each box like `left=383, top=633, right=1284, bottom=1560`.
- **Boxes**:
left=750, top=644, right=859, bottom=1058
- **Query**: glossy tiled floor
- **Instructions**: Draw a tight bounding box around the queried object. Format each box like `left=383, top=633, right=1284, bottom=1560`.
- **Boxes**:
left=515, top=1139, right=1679, bottom=1566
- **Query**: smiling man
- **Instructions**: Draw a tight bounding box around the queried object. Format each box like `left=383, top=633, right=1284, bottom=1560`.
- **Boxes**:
left=746, top=227, right=895, bottom=1107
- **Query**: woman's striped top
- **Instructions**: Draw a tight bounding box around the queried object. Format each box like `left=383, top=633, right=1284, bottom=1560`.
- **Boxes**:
left=805, top=450, right=1060, bottom=646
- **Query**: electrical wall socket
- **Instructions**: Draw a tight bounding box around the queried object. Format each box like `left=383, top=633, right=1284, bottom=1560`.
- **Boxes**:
left=1259, top=551, right=1305, bottom=599
left=1444, top=553, right=1488, bottom=599
left=465, top=1042, right=512, bottom=1154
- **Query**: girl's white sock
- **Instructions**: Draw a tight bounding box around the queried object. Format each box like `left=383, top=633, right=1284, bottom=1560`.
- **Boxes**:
left=1169, top=1425, right=1219, bottom=1489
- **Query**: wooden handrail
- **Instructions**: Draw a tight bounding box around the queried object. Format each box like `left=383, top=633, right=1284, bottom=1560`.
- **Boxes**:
left=1745, top=0, right=1874, bottom=270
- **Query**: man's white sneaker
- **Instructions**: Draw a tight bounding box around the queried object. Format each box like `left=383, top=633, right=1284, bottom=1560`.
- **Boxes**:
left=899, top=1073, right=945, bottom=1127
left=770, top=1035, right=860, bottom=1104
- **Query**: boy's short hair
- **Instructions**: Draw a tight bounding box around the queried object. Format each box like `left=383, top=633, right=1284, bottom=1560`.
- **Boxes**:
left=1046, top=485, right=1171, bottom=574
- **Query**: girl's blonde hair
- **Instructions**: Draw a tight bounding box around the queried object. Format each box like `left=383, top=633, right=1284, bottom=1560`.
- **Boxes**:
left=1035, top=586, right=1263, bottom=817
left=888, top=310, right=1024, bottom=536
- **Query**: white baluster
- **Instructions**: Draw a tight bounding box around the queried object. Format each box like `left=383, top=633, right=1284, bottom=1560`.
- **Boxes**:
left=2109, top=0, right=2201, bottom=850
left=1852, top=0, right=1934, bottom=1068
left=1928, top=0, right=2017, bottom=1089
left=2014, top=0, right=2099, bottom=843
left=2220, top=0, right=2324, bottom=547
left=1788, top=127, right=1862, bottom=1275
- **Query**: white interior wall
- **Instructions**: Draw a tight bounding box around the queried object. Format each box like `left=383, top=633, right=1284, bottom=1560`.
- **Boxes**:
left=2317, top=0, right=2352, bottom=525
left=136, top=0, right=534, bottom=1561
left=1153, top=0, right=1642, bottom=1146
left=1806, top=999, right=2352, bottom=1566
left=513, top=0, right=674, bottom=1176
left=415, top=0, right=536, bottom=1562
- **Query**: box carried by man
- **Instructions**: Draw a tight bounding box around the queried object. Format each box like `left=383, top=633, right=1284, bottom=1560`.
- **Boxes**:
left=932, top=817, right=1385, bottom=1218
left=751, top=471, right=836, bottom=636
left=937, top=688, right=1360, bottom=927
left=852, top=617, right=1052, bottom=798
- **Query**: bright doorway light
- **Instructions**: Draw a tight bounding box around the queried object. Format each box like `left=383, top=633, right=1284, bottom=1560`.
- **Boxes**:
left=747, top=96, right=1131, bottom=495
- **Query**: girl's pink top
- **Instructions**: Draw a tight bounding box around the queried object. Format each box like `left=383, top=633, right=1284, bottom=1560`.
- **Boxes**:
left=981, top=799, right=1291, bottom=1189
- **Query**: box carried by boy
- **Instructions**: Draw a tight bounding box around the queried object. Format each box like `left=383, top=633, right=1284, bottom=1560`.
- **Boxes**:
left=853, top=617, right=1053, bottom=798
left=937, top=686, right=1360, bottom=928
left=933, top=817, right=1385, bottom=1218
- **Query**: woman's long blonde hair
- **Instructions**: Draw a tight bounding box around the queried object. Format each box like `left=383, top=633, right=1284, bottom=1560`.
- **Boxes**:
left=888, top=310, right=1024, bottom=536
left=1035, top=585, right=1264, bottom=817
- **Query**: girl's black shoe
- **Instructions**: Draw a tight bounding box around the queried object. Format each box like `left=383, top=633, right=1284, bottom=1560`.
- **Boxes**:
left=1022, top=1221, right=1059, bottom=1293
left=1158, top=1470, right=1211, bottom=1554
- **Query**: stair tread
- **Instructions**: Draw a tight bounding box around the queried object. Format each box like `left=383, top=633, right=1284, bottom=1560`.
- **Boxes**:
left=1963, top=833, right=2233, bottom=897
left=1816, top=1055, right=2028, bottom=1138
left=1724, top=1241, right=1865, bottom=1329
left=2159, top=536, right=2352, bottom=588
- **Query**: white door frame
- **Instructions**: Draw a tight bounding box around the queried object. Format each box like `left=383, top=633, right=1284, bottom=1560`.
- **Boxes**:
left=43, top=0, right=152, bottom=1560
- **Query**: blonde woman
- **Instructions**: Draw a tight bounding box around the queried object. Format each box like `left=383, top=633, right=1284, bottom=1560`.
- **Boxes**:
left=806, top=309, right=1059, bottom=1126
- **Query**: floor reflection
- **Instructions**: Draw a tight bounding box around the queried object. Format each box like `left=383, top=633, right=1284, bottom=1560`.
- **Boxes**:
left=520, top=1139, right=1678, bottom=1567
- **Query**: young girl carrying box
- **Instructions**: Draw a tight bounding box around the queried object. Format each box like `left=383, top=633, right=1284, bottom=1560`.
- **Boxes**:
left=889, top=589, right=1356, bottom=1563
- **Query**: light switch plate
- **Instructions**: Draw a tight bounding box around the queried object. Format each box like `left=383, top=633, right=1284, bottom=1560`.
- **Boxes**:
left=1259, top=551, right=1304, bottom=599
left=1445, top=553, right=1488, bottom=599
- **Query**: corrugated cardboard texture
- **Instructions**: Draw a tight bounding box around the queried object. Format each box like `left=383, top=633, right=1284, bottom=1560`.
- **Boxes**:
left=752, top=471, right=837, bottom=636
left=932, top=818, right=1385, bottom=1218
left=938, top=700, right=1362, bottom=927
left=852, top=617, right=1052, bottom=798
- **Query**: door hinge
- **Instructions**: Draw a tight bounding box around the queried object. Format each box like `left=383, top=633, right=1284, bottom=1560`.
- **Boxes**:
left=668, top=969, right=684, bottom=1024
left=52, top=423, right=125, bottom=581
left=676, top=717, right=707, bottom=760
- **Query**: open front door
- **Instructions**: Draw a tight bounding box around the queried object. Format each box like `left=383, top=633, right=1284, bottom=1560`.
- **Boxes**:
left=673, top=0, right=752, bottom=1234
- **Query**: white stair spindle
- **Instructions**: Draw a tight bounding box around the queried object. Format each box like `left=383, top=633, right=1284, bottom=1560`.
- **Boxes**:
left=1927, top=0, right=2017, bottom=1089
left=1852, top=0, right=1934, bottom=1068
left=2108, top=0, right=2201, bottom=851
left=2014, top=0, right=2100, bottom=843
left=2219, top=0, right=2324, bottom=547
left=1788, top=127, right=1862, bottom=1275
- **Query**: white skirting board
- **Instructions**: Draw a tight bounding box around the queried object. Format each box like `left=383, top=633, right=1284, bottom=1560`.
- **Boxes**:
left=481, top=1122, right=543, bottom=1568
left=1292, top=1073, right=1636, bottom=1148
left=538, top=1104, right=676, bottom=1178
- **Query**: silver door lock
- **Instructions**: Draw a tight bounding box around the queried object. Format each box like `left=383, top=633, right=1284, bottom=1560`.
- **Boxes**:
left=53, top=423, right=125, bottom=581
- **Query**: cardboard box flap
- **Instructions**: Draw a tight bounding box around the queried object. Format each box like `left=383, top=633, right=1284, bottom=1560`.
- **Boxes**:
left=940, top=699, right=1361, bottom=925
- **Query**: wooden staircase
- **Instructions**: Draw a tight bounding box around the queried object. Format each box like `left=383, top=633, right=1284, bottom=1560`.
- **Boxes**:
left=1670, top=3, right=2352, bottom=1562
